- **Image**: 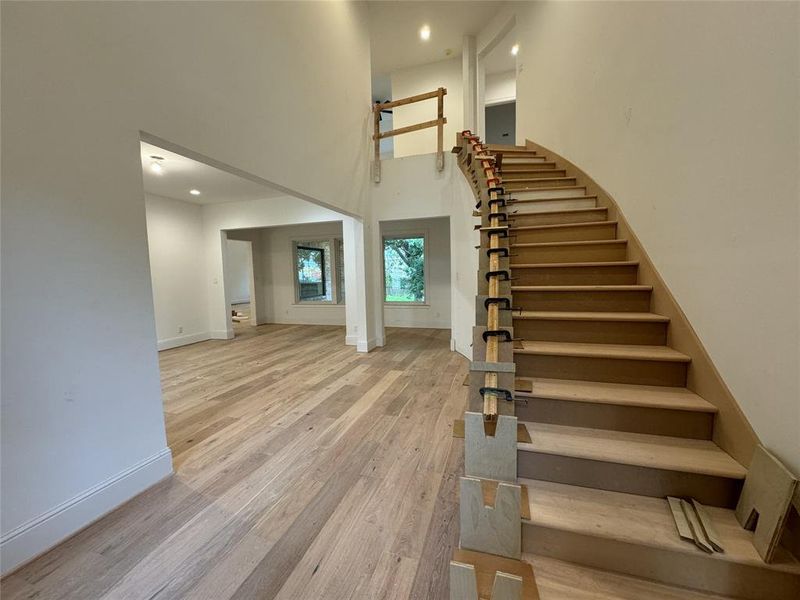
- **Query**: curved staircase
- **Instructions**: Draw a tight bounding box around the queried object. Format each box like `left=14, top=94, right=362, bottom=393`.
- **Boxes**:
left=451, top=135, right=800, bottom=599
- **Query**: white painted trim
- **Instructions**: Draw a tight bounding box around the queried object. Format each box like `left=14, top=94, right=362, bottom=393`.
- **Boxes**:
left=486, top=96, right=516, bottom=107
left=209, top=329, right=234, bottom=340
left=0, top=448, right=173, bottom=576
left=345, top=334, right=358, bottom=346
left=157, top=331, right=211, bottom=351
left=356, top=337, right=378, bottom=353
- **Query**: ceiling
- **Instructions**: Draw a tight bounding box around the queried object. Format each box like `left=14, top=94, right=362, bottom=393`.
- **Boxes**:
left=140, top=142, right=285, bottom=205
left=368, top=1, right=501, bottom=76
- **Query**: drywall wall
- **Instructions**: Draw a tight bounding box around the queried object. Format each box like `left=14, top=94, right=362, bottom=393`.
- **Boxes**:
left=226, top=240, right=252, bottom=306
left=1, top=1, right=372, bottom=573
left=371, top=153, right=477, bottom=357
left=509, top=1, right=799, bottom=472
left=145, top=194, right=209, bottom=350
left=485, top=70, right=516, bottom=106
left=381, top=218, right=451, bottom=330
left=390, top=57, right=464, bottom=158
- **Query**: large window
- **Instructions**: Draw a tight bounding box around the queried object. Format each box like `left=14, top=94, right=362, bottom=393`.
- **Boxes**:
left=383, top=234, right=426, bottom=303
left=294, top=238, right=344, bottom=303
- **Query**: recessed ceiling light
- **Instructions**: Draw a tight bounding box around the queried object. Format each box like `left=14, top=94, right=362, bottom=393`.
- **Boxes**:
left=189, top=189, right=201, bottom=196
left=419, top=25, right=431, bottom=41
left=511, top=44, right=520, bottom=56
left=149, top=155, right=165, bottom=175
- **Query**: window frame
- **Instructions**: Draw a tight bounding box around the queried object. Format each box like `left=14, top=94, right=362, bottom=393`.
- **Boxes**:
left=381, top=230, right=429, bottom=307
left=292, top=237, right=344, bottom=305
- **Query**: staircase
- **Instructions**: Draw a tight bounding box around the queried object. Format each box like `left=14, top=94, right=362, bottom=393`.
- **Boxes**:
left=451, top=136, right=800, bottom=599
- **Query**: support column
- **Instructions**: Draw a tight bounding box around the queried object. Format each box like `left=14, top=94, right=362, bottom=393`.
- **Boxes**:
left=343, top=216, right=382, bottom=352
left=462, top=35, right=478, bottom=133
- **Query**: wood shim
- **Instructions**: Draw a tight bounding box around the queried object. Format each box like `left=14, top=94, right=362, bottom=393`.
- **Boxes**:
left=735, top=444, right=798, bottom=562
left=692, top=499, right=725, bottom=553
left=459, top=477, right=521, bottom=559
left=667, top=497, right=693, bottom=542
left=464, top=412, right=517, bottom=483
left=449, top=561, right=522, bottom=600
left=681, top=499, right=714, bottom=554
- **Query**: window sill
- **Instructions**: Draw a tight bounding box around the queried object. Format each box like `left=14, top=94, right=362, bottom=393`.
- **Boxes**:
left=384, top=302, right=430, bottom=308
left=293, top=302, right=345, bottom=307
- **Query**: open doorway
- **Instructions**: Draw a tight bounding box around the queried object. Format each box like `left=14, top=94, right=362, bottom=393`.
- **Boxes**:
left=225, top=238, right=256, bottom=334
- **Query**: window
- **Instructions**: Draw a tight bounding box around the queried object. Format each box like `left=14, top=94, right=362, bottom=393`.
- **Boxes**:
left=293, top=238, right=344, bottom=304
left=383, top=234, right=426, bottom=303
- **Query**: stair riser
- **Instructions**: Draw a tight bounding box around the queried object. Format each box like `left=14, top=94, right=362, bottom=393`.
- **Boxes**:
left=503, top=169, right=567, bottom=179
left=505, top=178, right=578, bottom=190
left=500, top=157, right=547, bottom=164
left=512, top=265, right=639, bottom=286
left=514, top=353, right=687, bottom=387
left=515, top=398, right=714, bottom=439
left=512, top=188, right=587, bottom=200
left=512, top=243, right=627, bottom=263
left=513, top=318, right=667, bottom=345
left=496, top=153, right=539, bottom=160
left=512, top=290, right=652, bottom=312
left=508, top=209, right=608, bottom=226
left=517, top=452, right=740, bottom=507
left=511, top=198, right=596, bottom=214
left=521, top=524, right=798, bottom=600
left=511, top=223, right=617, bottom=244
left=502, top=164, right=556, bottom=173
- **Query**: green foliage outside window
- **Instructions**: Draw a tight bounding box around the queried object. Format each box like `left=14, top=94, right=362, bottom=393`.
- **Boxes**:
left=384, top=236, right=425, bottom=302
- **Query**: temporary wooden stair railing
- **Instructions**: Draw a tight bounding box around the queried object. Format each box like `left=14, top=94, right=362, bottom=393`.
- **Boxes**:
left=450, top=131, right=540, bottom=600
left=372, top=87, right=446, bottom=183
left=450, top=132, right=800, bottom=599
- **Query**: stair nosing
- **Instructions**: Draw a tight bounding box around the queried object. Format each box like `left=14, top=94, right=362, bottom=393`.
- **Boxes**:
left=517, top=422, right=746, bottom=479
left=511, top=284, right=651, bottom=291
left=513, top=310, right=669, bottom=323
left=510, top=260, right=638, bottom=269
left=509, top=220, right=617, bottom=232
left=508, top=195, right=597, bottom=204
left=511, top=239, right=627, bottom=249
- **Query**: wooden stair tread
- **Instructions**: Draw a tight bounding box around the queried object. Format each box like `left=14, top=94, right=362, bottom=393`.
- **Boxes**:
left=526, top=553, right=740, bottom=600
left=514, top=311, right=668, bottom=323
left=505, top=177, right=576, bottom=184
left=514, top=340, right=691, bottom=363
left=514, top=377, right=717, bottom=413
left=511, top=285, right=651, bottom=292
left=511, top=239, right=626, bottom=249
left=508, top=207, right=607, bottom=217
left=511, top=261, right=637, bottom=269
left=509, top=195, right=597, bottom=204
left=519, top=479, right=799, bottom=573
left=510, top=220, right=617, bottom=232
left=517, top=423, right=746, bottom=479
left=509, top=186, right=587, bottom=194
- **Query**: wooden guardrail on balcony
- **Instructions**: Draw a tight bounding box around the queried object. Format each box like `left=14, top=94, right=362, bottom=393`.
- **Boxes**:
left=372, top=87, right=447, bottom=182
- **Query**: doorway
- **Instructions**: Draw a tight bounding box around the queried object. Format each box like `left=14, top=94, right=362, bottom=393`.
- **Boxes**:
left=225, top=238, right=256, bottom=334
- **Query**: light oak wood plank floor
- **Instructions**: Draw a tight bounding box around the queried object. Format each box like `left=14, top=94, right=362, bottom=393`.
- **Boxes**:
left=2, top=325, right=466, bottom=600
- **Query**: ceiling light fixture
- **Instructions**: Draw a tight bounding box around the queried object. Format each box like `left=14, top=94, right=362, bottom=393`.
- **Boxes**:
left=419, top=25, right=431, bottom=41
left=189, top=189, right=201, bottom=196
left=511, top=44, right=520, bottom=56
left=149, top=155, right=165, bottom=175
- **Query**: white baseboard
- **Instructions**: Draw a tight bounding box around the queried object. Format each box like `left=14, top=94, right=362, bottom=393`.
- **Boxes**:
left=0, top=448, right=173, bottom=576
left=209, top=329, right=234, bottom=340
left=345, top=334, right=358, bottom=346
left=356, top=337, right=379, bottom=353
left=157, top=331, right=211, bottom=351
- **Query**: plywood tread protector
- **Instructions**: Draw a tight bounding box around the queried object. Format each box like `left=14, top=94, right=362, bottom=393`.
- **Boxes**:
left=452, top=549, right=540, bottom=600
left=511, top=285, right=651, bottom=291
left=510, top=261, right=638, bottom=269
left=509, top=195, right=597, bottom=204
left=517, top=422, right=747, bottom=479
left=509, top=221, right=617, bottom=232
left=519, top=479, right=800, bottom=573
left=513, top=377, right=716, bottom=413
left=453, top=419, right=533, bottom=443
left=513, top=340, right=690, bottom=362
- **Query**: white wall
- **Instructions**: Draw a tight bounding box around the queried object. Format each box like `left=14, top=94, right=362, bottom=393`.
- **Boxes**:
left=485, top=70, right=516, bottom=106
left=507, top=1, right=800, bottom=472
left=226, top=240, right=252, bottom=305
left=371, top=153, right=477, bottom=357
left=390, top=58, right=464, bottom=158
left=145, top=194, right=208, bottom=350
left=381, top=218, right=451, bottom=330
left=1, top=1, right=372, bottom=574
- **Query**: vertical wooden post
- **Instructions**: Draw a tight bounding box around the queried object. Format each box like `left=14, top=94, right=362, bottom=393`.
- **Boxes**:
left=436, top=87, right=444, bottom=171
left=373, top=103, right=381, bottom=183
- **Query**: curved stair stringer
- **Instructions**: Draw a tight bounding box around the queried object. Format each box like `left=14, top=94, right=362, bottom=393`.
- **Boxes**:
left=522, top=138, right=759, bottom=469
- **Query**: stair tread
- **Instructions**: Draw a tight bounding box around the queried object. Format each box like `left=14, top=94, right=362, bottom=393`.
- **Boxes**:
left=508, top=207, right=607, bottom=216
left=510, top=220, right=616, bottom=232
left=514, top=311, right=668, bottom=323
left=511, top=186, right=587, bottom=193
left=511, top=284, right=651, bottom=291
left=514, top=377, right=717, bottom=413
left=515, top=340, right=691, bottom=363
left=511, top=261, right=637, bottom=269
left=517, top=423, right=746, bottom=479
left=509, top=195, right=596, bottom=205
left=512, top=239, right=627, bottom=248
left=526, top=553, right=738, bottom=600
left=505, top=177, right=577, bottom=183
left=519, top=479, right=799, bottom=573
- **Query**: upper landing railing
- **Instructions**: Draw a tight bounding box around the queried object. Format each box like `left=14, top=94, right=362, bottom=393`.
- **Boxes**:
left=372, top=87, right=447, bottom=183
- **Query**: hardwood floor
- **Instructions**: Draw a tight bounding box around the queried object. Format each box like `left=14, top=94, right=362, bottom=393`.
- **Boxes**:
left=2, top=325, right=466, bottom=600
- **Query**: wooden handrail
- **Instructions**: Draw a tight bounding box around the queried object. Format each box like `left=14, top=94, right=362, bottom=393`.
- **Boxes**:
left=373, top=87, right=447, bottom=183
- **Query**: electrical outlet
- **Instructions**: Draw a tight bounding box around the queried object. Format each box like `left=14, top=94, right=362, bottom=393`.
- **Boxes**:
left=178, top=326, right=183, bottom=334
